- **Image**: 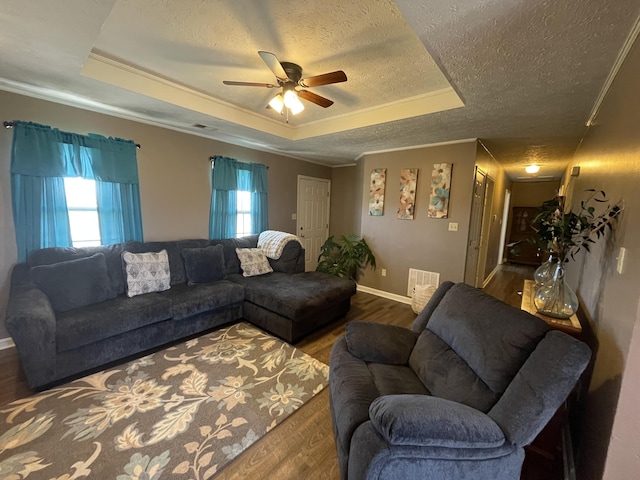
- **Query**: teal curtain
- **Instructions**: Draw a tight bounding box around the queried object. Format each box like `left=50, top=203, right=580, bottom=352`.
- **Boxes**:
left=10, top=121, right=143, bottom=261
left=11, top=175, right=72, bottom=262
left=96, top=181, right=144, bottom=246
left=209, top=156, right=268, bottom=239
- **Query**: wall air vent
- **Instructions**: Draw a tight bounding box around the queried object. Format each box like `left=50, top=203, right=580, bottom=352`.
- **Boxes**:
left=407, top=269, right=440, bottom=297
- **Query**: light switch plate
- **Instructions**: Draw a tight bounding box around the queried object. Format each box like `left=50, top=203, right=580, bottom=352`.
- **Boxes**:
left=448, top=222, right=459, bottom=232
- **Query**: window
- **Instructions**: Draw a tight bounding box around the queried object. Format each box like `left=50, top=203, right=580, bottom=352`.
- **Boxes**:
left=63, top=177, right=101, bottom=247
left=209, top=156, right=267, bottom=240
left=236, top=190, right=252, bottom=238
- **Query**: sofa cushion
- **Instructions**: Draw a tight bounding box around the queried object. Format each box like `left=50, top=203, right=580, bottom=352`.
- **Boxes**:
left=31, top=253, right=116, bottom=313
left=230, top=271, right=356, bottom=320
left=28, top=243, right=129, bottom=296
left=425, top=283, right=550, bottom=394
left=56, top=293, right=172, bottom=352
left=127, top=241, right=186, bottom=286
left=409, top=330, right=501, bottom=412
left=211, top=235, right=259, bottom=275
left=122, top=250, right=171, bottom=297
left=268, top=240, right=304, bottom=273
left=346, top=321, right=418, bottom=365
left=181, top=244, right=226, bottom=285
left=367, top=363, right=429, bottom=397
left=236, top=248, right=273, bottom=277
left=158, top=281, right=244, bottom=320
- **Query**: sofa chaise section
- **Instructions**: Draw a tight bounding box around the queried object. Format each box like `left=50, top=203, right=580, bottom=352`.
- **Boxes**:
left=230, top=271, right=356, bottom=343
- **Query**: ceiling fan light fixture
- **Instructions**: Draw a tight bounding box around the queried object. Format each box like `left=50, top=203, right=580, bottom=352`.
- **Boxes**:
left=268, top=94, right=284, bottom=113
left=525, top=164, right=540, bottom=174
left=283, top=89, right=304, bottom=115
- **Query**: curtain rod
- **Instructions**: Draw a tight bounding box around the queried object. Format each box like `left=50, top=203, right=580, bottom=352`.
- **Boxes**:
left=209, top=156, right=269, bottom=169
left=3, top=121, right=141, bottom=149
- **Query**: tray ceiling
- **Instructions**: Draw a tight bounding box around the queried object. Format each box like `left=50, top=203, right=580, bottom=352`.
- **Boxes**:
left=0, top=0, right=638, bottom=180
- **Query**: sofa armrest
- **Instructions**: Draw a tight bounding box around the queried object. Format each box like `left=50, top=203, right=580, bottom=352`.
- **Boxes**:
left=5, top=284, right=57, bottom=388
left=345, top=321, right=418, bottom=364
left=369, top=394, right=506, bottom=448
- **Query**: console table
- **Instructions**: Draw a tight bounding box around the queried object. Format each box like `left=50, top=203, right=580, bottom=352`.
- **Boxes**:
left=521, top=279, right=582, bottom=337
left=521, top=278, right=581, bottom=480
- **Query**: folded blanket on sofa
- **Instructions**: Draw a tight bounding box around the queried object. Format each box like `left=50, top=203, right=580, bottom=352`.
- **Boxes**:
left=258, top=230, right=302, bottom=259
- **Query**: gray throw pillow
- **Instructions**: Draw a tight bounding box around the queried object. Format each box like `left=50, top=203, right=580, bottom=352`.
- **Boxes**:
left=31, top=253, right=115, bottom=313
left=235, top=248, right=273, bottom=277
left=181, top=244, right=226, bottom=285
left=122, top=250, right=171, bottom=297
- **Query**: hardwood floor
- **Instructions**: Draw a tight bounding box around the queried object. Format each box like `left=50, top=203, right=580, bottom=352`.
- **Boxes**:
left=1, top=264, right=562, bottom=480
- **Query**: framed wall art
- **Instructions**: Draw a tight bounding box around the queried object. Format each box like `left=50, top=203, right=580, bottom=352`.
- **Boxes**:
left=369, top=168, right=386, bottom=216
left=397, top=168, right=418, bottom=220
left=428, top=163, right=452, bottom=218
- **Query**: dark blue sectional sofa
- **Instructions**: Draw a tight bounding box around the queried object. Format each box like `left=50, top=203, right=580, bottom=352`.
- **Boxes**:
left=5, top=234, right=356, bottom=390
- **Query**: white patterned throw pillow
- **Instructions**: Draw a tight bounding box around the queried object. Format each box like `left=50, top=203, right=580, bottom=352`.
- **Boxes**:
left=122, top=250, right=171, bottom=297
left=236, top=248, right=274, bottom=277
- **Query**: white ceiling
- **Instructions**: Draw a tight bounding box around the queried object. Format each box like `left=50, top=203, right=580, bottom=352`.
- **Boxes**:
left=1, top=0, right=639, bottom=180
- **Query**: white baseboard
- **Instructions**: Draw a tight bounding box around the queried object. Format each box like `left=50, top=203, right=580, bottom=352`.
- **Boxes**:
left=0, top=337, right=15, bottom=350
left=356, top=285, right=412, bottom=305
left=482, top=266, right=499, bottom=288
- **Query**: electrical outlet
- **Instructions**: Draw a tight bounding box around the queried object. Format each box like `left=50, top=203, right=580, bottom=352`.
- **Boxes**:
left=381, top=268, right=387, bottom=277
left=448, top=222, right=459, bottom=232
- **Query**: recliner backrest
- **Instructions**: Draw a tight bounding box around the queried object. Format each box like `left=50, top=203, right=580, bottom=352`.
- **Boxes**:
left=409, top=283, right=550, bottom=412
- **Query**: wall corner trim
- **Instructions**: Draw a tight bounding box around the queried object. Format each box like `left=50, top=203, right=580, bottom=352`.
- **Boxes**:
left=586, top=15, right=640, bottom=127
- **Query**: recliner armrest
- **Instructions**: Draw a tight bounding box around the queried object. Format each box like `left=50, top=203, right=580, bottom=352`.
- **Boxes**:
left=345, top=321, right=418, bottom=364
left=369, top=394, right=506, bottom=448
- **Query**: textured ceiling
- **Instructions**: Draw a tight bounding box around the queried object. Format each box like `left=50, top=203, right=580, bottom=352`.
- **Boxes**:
left=1, top=0, right=639, bottom=181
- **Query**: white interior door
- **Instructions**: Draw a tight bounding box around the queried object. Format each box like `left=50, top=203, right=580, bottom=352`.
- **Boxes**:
left=297, top=176, right=330, bottom=271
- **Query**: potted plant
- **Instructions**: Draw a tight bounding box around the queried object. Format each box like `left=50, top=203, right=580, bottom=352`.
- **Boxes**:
left=316, top=234, right=376, bottom=281
left=530, top=189, right=622, bottom=318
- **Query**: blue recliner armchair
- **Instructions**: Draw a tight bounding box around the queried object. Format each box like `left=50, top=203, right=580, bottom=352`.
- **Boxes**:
left=329, top=281, right=591, bottom=480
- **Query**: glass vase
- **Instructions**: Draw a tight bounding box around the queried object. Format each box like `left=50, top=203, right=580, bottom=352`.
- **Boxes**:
left=534, top=262, right=578, bottom=319
left=534, top=253, right=557, bottom=285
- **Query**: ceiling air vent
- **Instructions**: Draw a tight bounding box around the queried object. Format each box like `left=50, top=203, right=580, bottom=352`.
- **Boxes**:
left=192, top=124, right=217, bottom=131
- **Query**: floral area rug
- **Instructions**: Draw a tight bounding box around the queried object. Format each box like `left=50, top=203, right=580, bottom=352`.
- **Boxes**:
left=0, top=322, right=329, bottom=479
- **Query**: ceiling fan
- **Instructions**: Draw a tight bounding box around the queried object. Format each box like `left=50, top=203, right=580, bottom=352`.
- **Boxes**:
left=223, top=51, right=347, bottom=117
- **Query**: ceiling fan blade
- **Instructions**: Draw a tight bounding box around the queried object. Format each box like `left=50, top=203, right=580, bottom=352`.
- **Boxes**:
left=258, top=51, right=289, bottom=81
left=298, top=90, right=334, bottom=108
left=223, top=80, right=277, bottom=87
left=299, top=70, right=347, bottom=88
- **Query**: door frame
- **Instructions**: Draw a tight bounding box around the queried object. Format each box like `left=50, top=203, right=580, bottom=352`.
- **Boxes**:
left=464, top=167, right=486, bottom=287
left=497, top=188, right=511, bottom=264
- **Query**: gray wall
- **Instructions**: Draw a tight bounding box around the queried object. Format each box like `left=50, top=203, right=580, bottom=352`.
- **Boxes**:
left=561, top=35, right=640, bottom=480
left=357, top=141, right=478, bottom=295
left=329, top=165, right=362, bottom=237
left=0, top=90, right=331, bottom=340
